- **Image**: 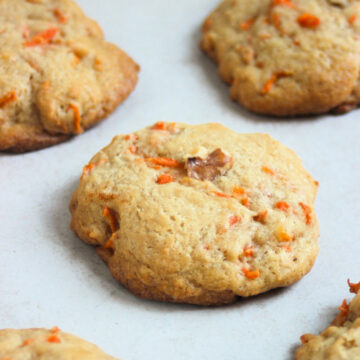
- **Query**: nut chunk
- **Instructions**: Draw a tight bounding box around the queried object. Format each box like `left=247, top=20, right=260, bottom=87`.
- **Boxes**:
left=186, top=148, right=232, bottom=181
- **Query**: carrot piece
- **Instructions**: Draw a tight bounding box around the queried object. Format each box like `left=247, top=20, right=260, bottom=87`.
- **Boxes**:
left=262, top=166, right=274, bottom=175
left=47, top=334, right=61, bottom=343
left=242, top=268, right=260, bottom=280
left=299, top=202, right=312, bottom=225
left=243, top=246, right=254, bottom=257
left=261, top=71, right=292, bottom=94
left=277, top=231, right=292, bottom=242
left=332, top=299, right=350, bottom=326
left=233, top=186, right=245, bottom=195
left=23, top=339, right=34, bottom=346
left=68, top=103, right=83, bottom=134
left=275, top=201, right=290, bottom=212
left=348, top=279, right=360, bottom=294
left=297, top=13, right=321, bottom=28
left=152, top=121, right=165, bottom=130
left=145, top=157, right=181, bottom=167
left=24, top=27, right=59, bottom=47
left=254, top=210, right=268, bottom=223
left=300, top=334, right=313, bottom=344
left=212, top=191, right=231, bottom=198
left=272, top=0, right=295, bottom=8
left=281, top=244, right=291, bottom=252
left=229, top=215, right=240, bottom=227
left=128, top=145, right=137, bottom=154
left=81, top=163, right=96, bottom=180
left=0, top=91, right=16, bottom=108
left=157, top=174, right=173, bottom=184
left=239, top=18, right=256, bottom=30
left=53, top=9, right=68, bottom=24
left=349, top=14, right=357, bottom=25
left=103, top=207, right=118, bottom=233
left=272, top=13, right=281, bottom=30
left=241, top=196, right=250, bottom=208
left=104, top=239, right=113, bottom=249
left=50, top=326, right=60, bottom=333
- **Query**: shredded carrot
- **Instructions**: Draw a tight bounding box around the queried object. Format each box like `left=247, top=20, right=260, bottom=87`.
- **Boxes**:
left=103, top=207, right=118, bottom=233
left=212, top=191, right=231, bottom=198
left=272, top=0, right=295, bottom=8
left=242, top=268, right=260, bottom=280
left=349, top=14, right=357, bottom=25
left=53, top=9, right=68, bottom=24
left=297, top=13, right=321, bottom=28
left=50, top=326, right=60, bottom=333
left=24, top=27, right=59, bottom=47
left=241, top=196, right=250, bottom=208
left=233, top=186, right=245, bottom=195
left=299, top=202, right=312, bottom=225
left=47, top=334, right=61, bottom=343
left=277, top=231, right=292, bottom=242
left=104, top=238, right=113, bottom=249
left=81, top=163, right=96, bottom=180
left=275, top=201, right=290, bottom=212
left=229, top=215, right=240, bottom=227
left=202, top=16, right=213, bottom=32
left=332, top=299, right=350, bottom=326
left=157, top=174, right=173, bottom=184
left=0, top=91, right=16, bottom=108
left=125, top=135, right=131, bottom=140
left=146, top=157, right=181, bottom=167
left=272, top=12, right=281, bottom=30
left=254, top=210, right=268, bottom=223
left=261, top=71, right=292, bottom=94
left=153, top=121, right=165, bottom=130
left=262, top=166, right=274, bottom=175
left=314, top=180, right=319, bottom=187
left=300, top=334, right=313, bottom=344
left=239, top=17, right=256, bottom=30
left=128, top=145, right=138, bottom=154
left=281, top=244, right=291, bottom=252
left=348, top=279, right=360, bottom=294
left=68, top=103, right=83, bottom=134
left=244, top=246, right=254, bottom=257
left=23, top=339, right=34, bottom=346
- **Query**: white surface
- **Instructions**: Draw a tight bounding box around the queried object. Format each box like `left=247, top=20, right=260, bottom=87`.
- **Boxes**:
left=1, top=1, right=360, bottom=359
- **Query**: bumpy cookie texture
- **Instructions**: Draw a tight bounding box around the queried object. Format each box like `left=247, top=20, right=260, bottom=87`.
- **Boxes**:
left=0, top=327, right=119, bottom=359
left=200, top=0, right=360, bottom=116
left=0, top=0, right=139, bottom=152
left=70, top=122, right=319, bottom=305
left=295, top=281, right=360, bottom=360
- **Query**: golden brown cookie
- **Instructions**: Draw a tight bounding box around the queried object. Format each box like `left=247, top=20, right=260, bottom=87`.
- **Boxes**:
left=200, top=0, right=360, bottom=116
left=0, top=0, right=139, bottom=152
left=0, top=327, right=119, bottom=359
left=70, top=122, right=319, bottom=306
left=295, top=280, right=360, bottom=360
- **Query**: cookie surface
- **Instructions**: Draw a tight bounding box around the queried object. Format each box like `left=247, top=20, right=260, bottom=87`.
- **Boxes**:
left=295, top=281, right=360, bottom=360
left=0, top=0, right=139, bottom=152
left=70, top=122, right=319, bottom=305
left=200, top=0, right=360, bottom=116
left=0, top=327, right=118, bottom=359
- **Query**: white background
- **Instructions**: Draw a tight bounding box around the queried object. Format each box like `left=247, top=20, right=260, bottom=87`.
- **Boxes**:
left=1, top=1, right=360, bottom=359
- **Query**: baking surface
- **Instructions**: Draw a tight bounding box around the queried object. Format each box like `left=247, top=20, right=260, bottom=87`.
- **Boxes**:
left=1, top=1, right=360, bottom=359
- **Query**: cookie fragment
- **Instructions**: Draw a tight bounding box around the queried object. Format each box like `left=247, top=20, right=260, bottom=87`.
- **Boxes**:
left=0, top=0, right=139, bottom=152
left=200, top=0, right=360, bottom=116
left=70, top=122, right=319, bottom=305
left=0, top=327, right=119, bottom=359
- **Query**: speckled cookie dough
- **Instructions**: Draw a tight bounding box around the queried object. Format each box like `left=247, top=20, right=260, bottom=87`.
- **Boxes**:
left=0, top=0, right=139, bottom=152
left=70, top=122, right=319, bottom=305
left=201, top=0, right=360, bottom=116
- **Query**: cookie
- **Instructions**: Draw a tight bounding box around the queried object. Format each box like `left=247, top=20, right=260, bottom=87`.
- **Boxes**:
left=70, top=122, right=319, bottom=306
left=200, top=0, right=360, bottom=116
left=295, top=280, right=360, bottom=360
left=0, top=327, right=118, bottom=359
left=0, top=0, right=139, bottom=152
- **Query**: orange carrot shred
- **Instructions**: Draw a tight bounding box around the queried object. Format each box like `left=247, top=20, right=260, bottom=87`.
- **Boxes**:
left=239, top=18, right=256, bottom=30
left=103, top=207, right=118, bottom=233
left=297, top=13, right=321, bottom=28
left=212, top=191, right=231, bottom=198
left=300, top=334, right=313, bottom=344
left=229, top=215, right=240, bottom=227
left=23, top=339, right=34, bottom=346
left=272, top=0, right=295, bottom=8
left=299, top=202, right=312, bottom=225
left=243, top=268, right=260, bottom=280
left=24, top=27, right=59, bottom=47
left=281, top=244, right=291, bottom=252
left=81, top=163, right=96, bottom=180
left=157, top=174, right=173, bottom=184
left=275, top=201, right=290, bottom=211
left=0, top=91, right=16, bottom=108
left=53, top=9, right=68, bottom=24
left=261, top=71, right=292, bottom=94
left=47, top=334, right=61, bottom=343
left=153, top=121, right=165, bottom=130
left=254, top=210, right=268, bottom=223
left=262, top=166, right=274, bottom=175
left=233, top=186, right=245, bottom=195
left=241, top=196, right=250, bottom=208
left=348, top=14, right=357, bottom=25
left=348, top=279, right=360, bottom=294
left=68, top=103, right=83, bottom=134
left=332, top=299, right=350, bottom=326
left=244, top=246, right=254, bottom=257
left=104, top=239, right=113, bottom=249
left=50, top=326, right=60, bottom=333
left=129, top=145, right=137, bottom=154
left=278, top=231, right=292, bottom=242
left=145, top=157, right=181, bottom=168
